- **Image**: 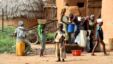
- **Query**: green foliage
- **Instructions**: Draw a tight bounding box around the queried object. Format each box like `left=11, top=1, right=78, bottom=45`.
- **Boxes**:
left=46, top=33, right=55, bottom=41
left=0, top=27, right=16, bottom=53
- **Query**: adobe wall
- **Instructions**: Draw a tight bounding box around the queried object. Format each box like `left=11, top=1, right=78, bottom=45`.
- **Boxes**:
left=56, top=0, right=80, bottom=22
left=0, top=18, right=38, bottom=29
left=102, top=0, right=113, bottom=50
left=56, top=0, right=65, bottom=22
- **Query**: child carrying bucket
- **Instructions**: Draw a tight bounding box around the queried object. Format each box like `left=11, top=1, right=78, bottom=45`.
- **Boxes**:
left=61, top=13, right=76, bottom=44
left=37, top=24, right=46, bottom=57
left=37, top=21, right=54, bottom=56
left=54, top=23, right=66, bottom=62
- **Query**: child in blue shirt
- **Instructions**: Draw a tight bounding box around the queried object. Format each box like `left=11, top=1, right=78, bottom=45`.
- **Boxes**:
left=91, top=18, right=108, bottom=56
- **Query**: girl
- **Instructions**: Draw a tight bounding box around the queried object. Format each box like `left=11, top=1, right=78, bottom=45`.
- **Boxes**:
left=91, top=18, right=108, bottom=56
left=14, top=21, right=31, bottom=55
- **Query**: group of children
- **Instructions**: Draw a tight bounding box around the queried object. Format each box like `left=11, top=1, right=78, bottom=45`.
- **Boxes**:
left=12, top=8, right=108, bottom=62
left=54, top=8, right=108, bottom=61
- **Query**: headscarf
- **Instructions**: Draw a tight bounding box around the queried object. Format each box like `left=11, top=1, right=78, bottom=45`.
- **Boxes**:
left=97, top=18, right=103, bottom=23
left=18, top=20, right=24, bottom=26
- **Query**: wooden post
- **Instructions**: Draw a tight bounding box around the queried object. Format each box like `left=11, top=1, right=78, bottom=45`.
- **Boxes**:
left=2, top=8, right=4, bottom=32
left=86, top=0, right=88, bottom=16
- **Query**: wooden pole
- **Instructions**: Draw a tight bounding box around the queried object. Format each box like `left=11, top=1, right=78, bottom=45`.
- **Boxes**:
left=2, top=8, right=4, bottom=32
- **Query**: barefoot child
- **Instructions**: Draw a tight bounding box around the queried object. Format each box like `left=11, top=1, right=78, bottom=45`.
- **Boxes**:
left=91, top=18, right=108, bottom=55
left=55, top=23, right=66, bottom=62
left=39, top=24, right=46, bottom=57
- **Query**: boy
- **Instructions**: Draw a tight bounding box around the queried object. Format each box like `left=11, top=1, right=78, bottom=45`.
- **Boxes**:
left=55, top=23, right=66, bottom=62
left=37, top=21, right=55, bottom=56
left=39, top=24, right=46, bottom=57
left=91, top=18, right=108, bottom=56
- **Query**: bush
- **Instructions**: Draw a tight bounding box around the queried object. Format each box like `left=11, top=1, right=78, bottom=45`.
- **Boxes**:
left=0, top=27, right=16, bottom=53
left=46, top=33, right=55, bottom=41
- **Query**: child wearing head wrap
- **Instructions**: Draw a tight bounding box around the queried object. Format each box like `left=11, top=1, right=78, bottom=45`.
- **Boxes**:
left=14, top=20, right=31, bottom=55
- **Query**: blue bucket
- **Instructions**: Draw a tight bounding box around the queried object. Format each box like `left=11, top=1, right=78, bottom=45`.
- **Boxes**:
left=67, top=24, right=75, bottom=33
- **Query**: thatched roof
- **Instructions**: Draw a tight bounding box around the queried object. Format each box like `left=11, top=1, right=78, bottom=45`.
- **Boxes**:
left=0, top=0, right=44, bottom=19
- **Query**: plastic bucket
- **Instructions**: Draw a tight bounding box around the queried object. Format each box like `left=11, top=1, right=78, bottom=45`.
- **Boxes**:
left=67, top=24, right=75, bottom=33
left=71, top=50, right=81, bottom=56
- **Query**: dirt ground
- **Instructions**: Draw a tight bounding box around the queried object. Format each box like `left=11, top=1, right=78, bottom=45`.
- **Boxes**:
left=0, top=44, right=113, bottom=64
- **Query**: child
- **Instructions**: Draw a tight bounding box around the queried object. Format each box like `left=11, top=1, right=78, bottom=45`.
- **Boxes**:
left=76, top=17, right=88, bottom=47
left=73, top=16, right=80, bottom=45
left=40, top=24, right=46, bottom=57
left=37, top=21, right=55, bottom=56
left=37, top=24, right=46, bottom=57
left=61, top=13, right=75, bottom=44
left=91, top=18, right=108, bottom=56
left=60, top=8, right=69, bottom=43
left=14, top=21, right=31, bottom=55
left=86, top=15, right=95, bottom=52
left=55, top=23, right=66, bottom=62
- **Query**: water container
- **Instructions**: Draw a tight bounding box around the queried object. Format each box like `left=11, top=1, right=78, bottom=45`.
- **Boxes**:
left=72, top=50, right=81, bottom=56
left=67, top=24, right=75, bottom=33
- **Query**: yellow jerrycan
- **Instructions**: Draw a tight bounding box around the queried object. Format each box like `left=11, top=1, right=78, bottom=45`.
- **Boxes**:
left=16, top=40, right=25, bottom=56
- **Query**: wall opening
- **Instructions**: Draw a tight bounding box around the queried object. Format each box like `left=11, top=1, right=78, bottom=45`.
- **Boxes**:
left=77, top=2, right=84, bottom=8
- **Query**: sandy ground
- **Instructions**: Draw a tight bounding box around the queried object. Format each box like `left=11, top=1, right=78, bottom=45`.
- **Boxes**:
left=0, top=44, right=113, bottom=64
